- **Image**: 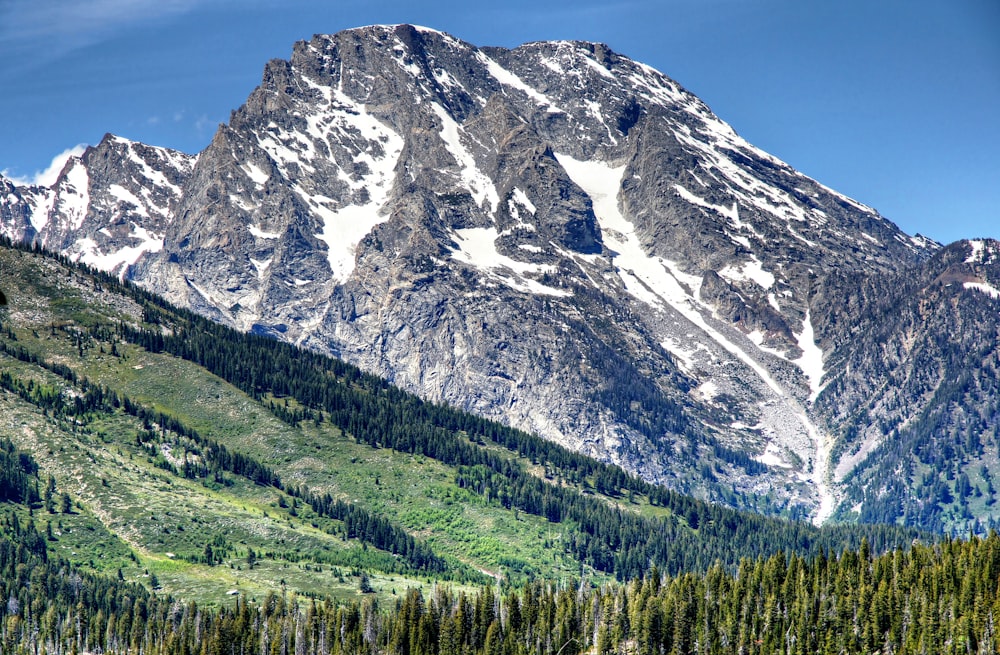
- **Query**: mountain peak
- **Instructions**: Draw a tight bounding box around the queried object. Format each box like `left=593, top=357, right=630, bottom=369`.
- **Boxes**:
left=0, top=25, right=971, bottom=528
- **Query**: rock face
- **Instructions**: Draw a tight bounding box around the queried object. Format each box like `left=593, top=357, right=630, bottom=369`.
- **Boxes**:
left=1, top=135, right=195, bottom=276
left=5, top=24, right=998, bottom=530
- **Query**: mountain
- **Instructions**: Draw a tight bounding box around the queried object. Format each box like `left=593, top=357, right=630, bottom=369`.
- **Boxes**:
left=1, top=24, right=995, bottom=531
left=0, top=239, right=987, bottom=655
left=0, top=237, right=917, bottom=602
left=814, top=239, right=1000, bottom=530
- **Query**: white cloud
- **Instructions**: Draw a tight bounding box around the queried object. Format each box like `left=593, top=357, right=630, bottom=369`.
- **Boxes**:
left=3, top=144, right=88, bottom=187
left=0, top=0, right=278, bottom=75
left=194, top=114, right=219, bottom=134
left=1, top=0, right=200, bottom=45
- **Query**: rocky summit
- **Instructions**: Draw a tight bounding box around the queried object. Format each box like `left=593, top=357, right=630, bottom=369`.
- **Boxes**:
left=3, top=24, right=999, bottom=531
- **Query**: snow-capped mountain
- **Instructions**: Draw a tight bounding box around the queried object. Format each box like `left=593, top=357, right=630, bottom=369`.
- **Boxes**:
left=1, top=135, right=196, bottom=276
left=4, top=24, right=997, bottom=530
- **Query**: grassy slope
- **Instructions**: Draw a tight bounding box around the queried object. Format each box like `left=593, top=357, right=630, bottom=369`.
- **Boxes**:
left=0, top=247, right=627, bottom=604
left=0, top=244, right=923, bottom=610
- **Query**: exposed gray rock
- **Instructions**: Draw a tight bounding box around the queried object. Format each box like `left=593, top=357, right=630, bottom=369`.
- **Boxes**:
left=8, top=24, right=996, bottom=532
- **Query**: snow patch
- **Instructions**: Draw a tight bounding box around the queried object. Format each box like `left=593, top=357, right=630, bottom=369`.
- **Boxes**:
left=450, top=227, right=569, bottom=297
left=508, top=187, right=537, bottom=222
left=793, top=310, right=826, bottom=403
left=966, top=240, right=984, bottom=263
left=432, top=67, right=464, bottom=91
left=56, top=159, right=90, bottom=230
left=431, top=104, right=499, bottom=214
left=660, top=337, right=696, bottom=373
left=244, top=163, right=269, bottom=186
left=478, top=52, right=563, bottom=113
left=311, top=86, right=405, bottom=283
left=257, top=113, right=317, bottom=176
left=627, top=62, right=686, bottom=106
left=115, top=137, right=187, bottom=197
left=696, top=381, right=718, bottom=401
left=673, top=183, right=738, bottom=222
left=249, top=257, right=272, bottom=279
left=583, top=99, right=616, bottom=143
left=718, top=258, right=775, bottom=290
left=72, top=224, right=163, bottom=278
left=248, top=224, right=281, bottom=239
left=186, top=279, right=219, bottom=305
left=756, top=442, right=794, bottom=469
left=964, top=281, right=1000, bottom=299
left=540, top=57, right=564, bottom=75
left=390, top=37, right=423, bottom=79
left=27, top=189, right=55, bottom=233
left=555, top=153, right=704, bottom=307
left=511, top=187, right=536, bottom=214
left=108, top=184, right=149, bottom=217
left=580, top=53, right=615, bottom=79
left=964, top=240, right=996, bottom=264
left=729, top=233, right=752, bottom=249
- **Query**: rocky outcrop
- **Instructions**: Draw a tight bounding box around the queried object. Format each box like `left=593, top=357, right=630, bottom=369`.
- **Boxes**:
left=9, top=25, right=997, bottom=532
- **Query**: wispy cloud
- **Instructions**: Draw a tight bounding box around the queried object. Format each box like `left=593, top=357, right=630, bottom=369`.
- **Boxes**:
left=0, top=1, right=187, bottom=44
left=0, top=0, right=246, bottom=65
left=0, top=0, right=284, bottom=77
left=194, top=114, right=219, bottom=135
left=2, top=144, right=88, bottom=187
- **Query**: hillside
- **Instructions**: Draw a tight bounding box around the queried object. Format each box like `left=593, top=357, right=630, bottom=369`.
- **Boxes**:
left=0, top=237, right=921, bottom=605
left=0, top=385, right=988, bottom=654
left=8, top=25, right=987, bottom=530
left=0, top=479, right=990, bottom=655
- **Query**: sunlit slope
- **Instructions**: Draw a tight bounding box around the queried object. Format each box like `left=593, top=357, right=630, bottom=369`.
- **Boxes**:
left=0, top=239, right=919, bottom=605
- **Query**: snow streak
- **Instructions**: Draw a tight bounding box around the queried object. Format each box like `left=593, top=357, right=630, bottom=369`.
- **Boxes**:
left=556, top=152, right=837, bottom=525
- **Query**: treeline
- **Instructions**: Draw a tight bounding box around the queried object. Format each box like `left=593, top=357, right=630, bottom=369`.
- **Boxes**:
left=2, top=240, right=920, bottom=576
left=115, top=292, right=919, bottom=578
left=0, top=330, right=447, bottom=575
left=4, top=516, right=1000, bottom=655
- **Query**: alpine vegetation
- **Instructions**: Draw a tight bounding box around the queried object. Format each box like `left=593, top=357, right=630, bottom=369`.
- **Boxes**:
left=2, top=26, right=998, bottom=534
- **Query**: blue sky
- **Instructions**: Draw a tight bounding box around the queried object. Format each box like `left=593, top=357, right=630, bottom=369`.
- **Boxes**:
left=1, top=0, right=997, bottom=245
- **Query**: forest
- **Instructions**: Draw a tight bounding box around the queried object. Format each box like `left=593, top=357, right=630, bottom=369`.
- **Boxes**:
left=0, top=236, right=991, bottom=653
left=0, top=440, right=993, bottom=655
left=109, top=261, right=920, bottom=579
left=2, top=496, right=999, bottom=655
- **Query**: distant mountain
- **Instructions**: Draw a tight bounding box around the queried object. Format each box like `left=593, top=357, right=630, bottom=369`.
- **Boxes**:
left=2, top=24, right=996, bottom=532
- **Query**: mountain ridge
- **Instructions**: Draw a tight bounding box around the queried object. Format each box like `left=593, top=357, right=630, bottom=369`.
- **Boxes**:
left=5, top=24, right=998, bottom=532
